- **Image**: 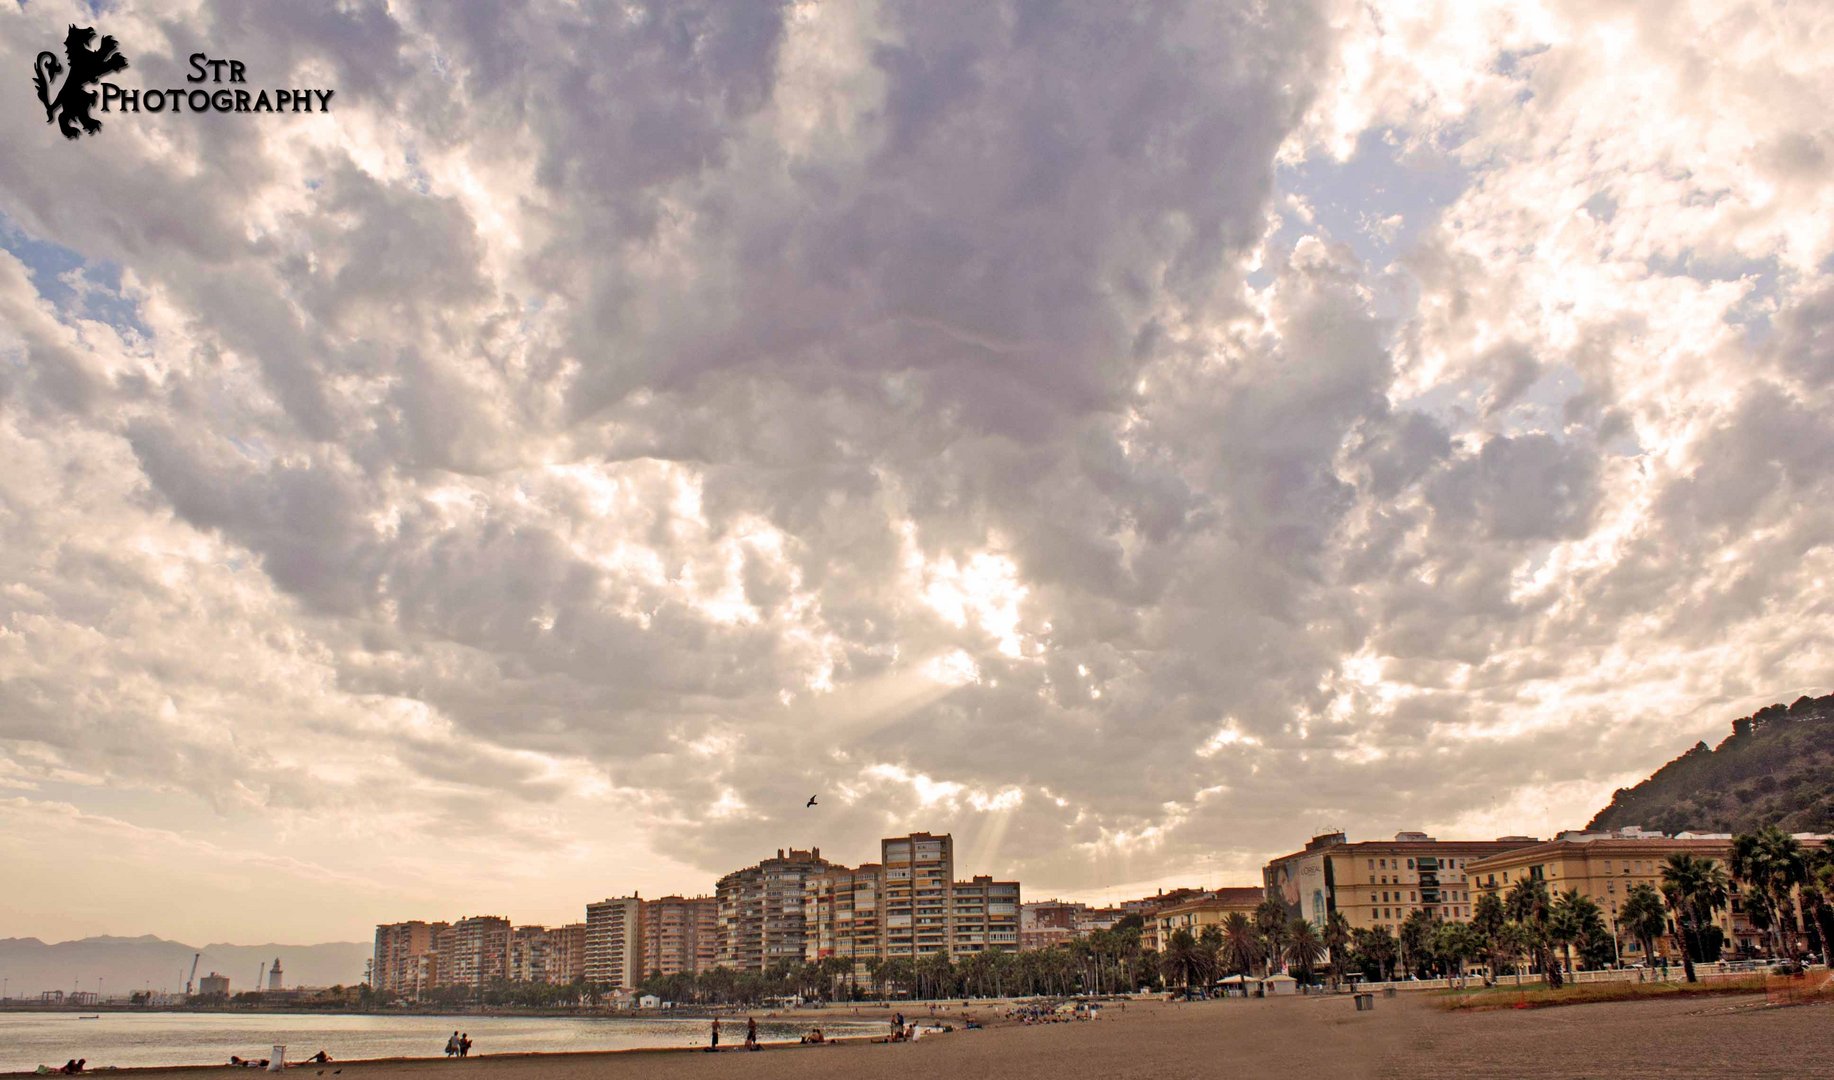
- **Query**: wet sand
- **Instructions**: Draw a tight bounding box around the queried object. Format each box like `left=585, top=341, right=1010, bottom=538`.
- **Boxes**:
left=19, top=994, right=1828, bottom=1080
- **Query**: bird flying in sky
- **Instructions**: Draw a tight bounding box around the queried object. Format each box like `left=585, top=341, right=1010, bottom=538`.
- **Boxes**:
left=806, top=795, right=818, bottom=808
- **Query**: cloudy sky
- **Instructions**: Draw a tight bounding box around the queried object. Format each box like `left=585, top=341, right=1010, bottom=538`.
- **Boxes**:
left=2, top=0, right=1830, bottom=948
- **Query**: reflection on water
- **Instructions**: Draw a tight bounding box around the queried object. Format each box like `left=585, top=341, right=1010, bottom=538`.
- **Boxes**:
left=0, top=1012, right=889, bottom=1071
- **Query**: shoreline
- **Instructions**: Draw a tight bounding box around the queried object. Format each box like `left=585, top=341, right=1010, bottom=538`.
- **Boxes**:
left=7, top=994, right=1829, bottom=1080
left=0, top=1035, right=895, bottom=1078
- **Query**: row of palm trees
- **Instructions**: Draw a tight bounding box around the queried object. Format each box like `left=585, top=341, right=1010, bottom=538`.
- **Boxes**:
left=1643, top=826, right=1834, bottom=981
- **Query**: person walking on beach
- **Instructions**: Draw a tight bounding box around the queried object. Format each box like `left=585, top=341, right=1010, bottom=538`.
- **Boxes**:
left=445, top=1032, right=459, bottom=1058
left=458, top=1034, right=471, bottom=1058
left=709, top=1018, right=720, bottom=1051
left=745, top=1016, right=758, bottom=1050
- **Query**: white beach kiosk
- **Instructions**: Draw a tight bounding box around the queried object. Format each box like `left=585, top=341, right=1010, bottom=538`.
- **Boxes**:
left=1263, top=973, right=1299, bottom=996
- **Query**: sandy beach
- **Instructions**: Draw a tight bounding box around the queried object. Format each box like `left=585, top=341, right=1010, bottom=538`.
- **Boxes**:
left=31, top=994, right=1828, bottom=1080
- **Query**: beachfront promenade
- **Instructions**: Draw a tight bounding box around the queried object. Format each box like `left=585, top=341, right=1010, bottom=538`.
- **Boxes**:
left=61, top=992, right=1830, bottom=1080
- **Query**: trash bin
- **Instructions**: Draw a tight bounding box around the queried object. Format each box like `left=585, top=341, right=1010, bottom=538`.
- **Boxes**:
left=1354, top=993, right=1374, bottom=1011
left=1383, top=986, right=1396, bottom=998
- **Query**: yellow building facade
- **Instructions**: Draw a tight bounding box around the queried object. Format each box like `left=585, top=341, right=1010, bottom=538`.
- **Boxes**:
left=1465, top=831, right=1831, bottom=961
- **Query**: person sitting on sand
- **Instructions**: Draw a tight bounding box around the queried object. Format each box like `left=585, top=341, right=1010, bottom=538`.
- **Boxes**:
left=307, top=1052, right=332, bottom=1065
left=800, top=1028, right=825, bottom=1045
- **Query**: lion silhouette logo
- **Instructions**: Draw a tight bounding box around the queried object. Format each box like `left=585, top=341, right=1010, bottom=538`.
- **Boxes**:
left=34, top=24, right=129, bottom=139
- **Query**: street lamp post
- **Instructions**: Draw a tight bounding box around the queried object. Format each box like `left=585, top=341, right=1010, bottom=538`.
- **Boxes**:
left=1608, top=902, right=1622, bottom=968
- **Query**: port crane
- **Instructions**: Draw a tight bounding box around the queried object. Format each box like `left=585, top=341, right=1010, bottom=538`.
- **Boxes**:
left=185, top=953, right=200, bottom=996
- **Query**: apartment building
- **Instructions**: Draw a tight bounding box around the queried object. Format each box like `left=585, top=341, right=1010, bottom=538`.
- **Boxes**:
left=949, top=875, right=1021, bottom=956
left=1145, top=888, right=1265, bottom=952
left=371, top=920, right=448, bottom=998
left=509, top=925, right=557, bottom=984
left=549, top=922, right=587, bottom=984
left=441, top=915, right=512, bottom=990
left=1264, top=831, right=1540, bottom=933
left=882, top=833, right=954, bottom=958
left=1019, top=899, right=1083, bottom=951
left=584, top=896, right=644, bottom=990
left=804, top=863, right=884, bottom=976
left=641, top=895, right=718, bottom=977
left=716, top=848, right=831, bottom=971
left=1465, top=828, right=1834, bottom=960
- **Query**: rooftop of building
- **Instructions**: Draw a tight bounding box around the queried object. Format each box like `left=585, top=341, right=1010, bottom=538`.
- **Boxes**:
left=1266, top=831, right=1542, bottom=864
left=1465, top=828, right=1834, bottom=869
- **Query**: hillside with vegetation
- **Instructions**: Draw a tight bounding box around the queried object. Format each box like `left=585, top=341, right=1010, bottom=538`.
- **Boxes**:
left=1587, top=693, right=1834, bottom=835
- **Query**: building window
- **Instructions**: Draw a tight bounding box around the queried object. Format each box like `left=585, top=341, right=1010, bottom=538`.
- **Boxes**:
left=1407, top=859, right=1415, bottom=869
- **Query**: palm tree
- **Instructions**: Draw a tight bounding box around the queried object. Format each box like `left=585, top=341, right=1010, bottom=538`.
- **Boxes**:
left=1805, top=851, right=1834, bottom=962
left=1619, top=883, right=1668, bottom=968
left=1472, top=892, right=1506, bottom=985
left=1432, top=921, right=1482, bottom=982
left=1254, top=900, right=1290, bottom=977
left=1398, top=909, right=1440, bottom=979
left=1159, top=929, right=1201, bottom=989
left=1505, top=877, right=1562, bottom=988
left=1221, top=912, right=1260, bottom=976
left=1284, top=920, right=1324, bottom=983
left=1732, top=827, right=1810, bottom=966
left=1549, top=889, right=1606, bottom=974
left=1351, top=926, right=1397, bottom=982
left=1322, top=912, right=1352, bottom=989
left=1660, top=853, right=1730, bottom=983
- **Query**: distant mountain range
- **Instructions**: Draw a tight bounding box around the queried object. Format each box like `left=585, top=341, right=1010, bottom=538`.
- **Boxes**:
left=1587, top=692, right=1834, bottom=835
left=0, top=936, right=370, bottom=997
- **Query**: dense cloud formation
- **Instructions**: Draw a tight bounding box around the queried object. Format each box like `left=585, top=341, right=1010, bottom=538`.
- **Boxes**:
left=1, top=0, right=1830, bottom=942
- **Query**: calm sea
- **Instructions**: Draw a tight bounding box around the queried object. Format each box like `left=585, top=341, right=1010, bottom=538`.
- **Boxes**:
left=0, top=1012, right=888, bottom=1072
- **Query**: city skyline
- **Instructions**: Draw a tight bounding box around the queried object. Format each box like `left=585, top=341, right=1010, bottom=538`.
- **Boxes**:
left=4, top=0, right=1831, bottom=948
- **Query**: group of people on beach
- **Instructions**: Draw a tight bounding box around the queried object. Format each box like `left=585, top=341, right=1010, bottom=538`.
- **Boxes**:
left=443, top=1032, right=473, bottom=1058
left=706, top=1016, right=762, bottom=1051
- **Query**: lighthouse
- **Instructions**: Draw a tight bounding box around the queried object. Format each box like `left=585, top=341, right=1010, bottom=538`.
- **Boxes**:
left=268, top=958, right=283, bottom=991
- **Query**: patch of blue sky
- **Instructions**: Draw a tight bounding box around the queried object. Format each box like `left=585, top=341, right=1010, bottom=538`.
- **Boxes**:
left=0, top=214, right=151, bottom=339
left=1266, top=127, right=1473, bottom=279
left=1645, top=249, right=1782, bottom=348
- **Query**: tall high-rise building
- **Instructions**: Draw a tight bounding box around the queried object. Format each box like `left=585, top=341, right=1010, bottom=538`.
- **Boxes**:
left=641, top=895, right=718, bottom=977
left=371, top=920, right=448, bottom=998
left=585, top=896, right=644, bottom=990
left=549, top=922, right=587, bottom=984
left=442, top=915, right=512, bottom=990
left=716, top=848, right=830, bottom=971
left=803, top=862, right=883, bottom=976
left=881, top=833, right=954, bottom=958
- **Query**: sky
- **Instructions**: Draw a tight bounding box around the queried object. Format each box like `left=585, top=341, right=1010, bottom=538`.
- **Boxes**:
left=1, top=0, right=1830, bottom=946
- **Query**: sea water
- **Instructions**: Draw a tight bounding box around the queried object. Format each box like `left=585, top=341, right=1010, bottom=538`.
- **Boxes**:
left=0, top=1011, right=888, bottom=1071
